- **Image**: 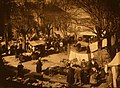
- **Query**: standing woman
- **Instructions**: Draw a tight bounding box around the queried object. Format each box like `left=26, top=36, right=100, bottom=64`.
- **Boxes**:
left=36, top=57, right=43, bottom=73
left=17, top=62, right=24, bottom=78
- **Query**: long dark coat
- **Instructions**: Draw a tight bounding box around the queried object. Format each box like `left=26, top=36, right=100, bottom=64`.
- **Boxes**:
left=36, top=60, right=42, bottom=73
left=88, top=60, right=99, bottom=74
left=81, top=69, right=90, bottom=84
left=67, top=67, right=75, bottom=85
left=17, top=64, right=24, bottom=77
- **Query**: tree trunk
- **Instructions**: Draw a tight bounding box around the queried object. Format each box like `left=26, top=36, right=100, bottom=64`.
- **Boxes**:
left=98, top=38, right=102, bottom=66
left=67, top=43, right=70, bottom=54
left=96, top=26, right=103, bottom=66
left=96, top=26, right=103, bottom=49
left=98, top=39, right=102, bottom=49
left=4, top=32, right=8, bottom=55
left=22, top=35, right=26, bottom=51
left=107, top=31, right=116, bottom=59
left=47, top=28, right=50, bottom=39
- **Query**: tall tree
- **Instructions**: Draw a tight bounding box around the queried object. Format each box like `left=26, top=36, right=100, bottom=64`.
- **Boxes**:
left=10, top=1, right=37, bottom=50
left=0, top=0, right=12, bottom=54
left=57, top=0, right=120, bottom=58
left=41, top=3, right=70, bottom=38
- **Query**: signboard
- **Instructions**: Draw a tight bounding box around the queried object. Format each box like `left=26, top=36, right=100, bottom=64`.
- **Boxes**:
left=89, top=41, right=98, bottom=52
left=102, top=38, right=107, bottom=47
left=29, top=40, right=45, bottom=47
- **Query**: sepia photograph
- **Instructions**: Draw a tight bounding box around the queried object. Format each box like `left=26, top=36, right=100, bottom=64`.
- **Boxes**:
left=0, top=0, right=120, bottom=88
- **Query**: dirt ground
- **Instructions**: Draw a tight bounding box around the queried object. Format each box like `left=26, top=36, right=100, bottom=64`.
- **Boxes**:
left=3, top=52, right=68, bottom=72
left=3, top=52, right=68, bottom=86
left=3, top=50, right=109, bottom=88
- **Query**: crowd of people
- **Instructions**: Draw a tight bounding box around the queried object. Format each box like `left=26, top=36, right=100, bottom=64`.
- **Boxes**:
left=46, top=36, right=75, bottom=52
left=14, top=52, right=114, bottom=88
left=66, top=58, right=110, bottom=88
left=1, top=47, right=120, bottom=88
left=1, top=35, right=120, bottom=87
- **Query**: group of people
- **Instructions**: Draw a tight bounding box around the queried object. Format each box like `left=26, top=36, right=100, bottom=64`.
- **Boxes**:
left=46, top=38, right=67, bottom=52
left=46, top=36, right=75, bottom=53
left=66, top=58, right=107, bottom=88
left=17, top=57, right=43, bottom=78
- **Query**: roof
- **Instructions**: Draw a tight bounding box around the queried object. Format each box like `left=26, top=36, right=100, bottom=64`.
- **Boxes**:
left=78, top=31, right=96, bottom=36
left=29, top=40, right=45, bottom=46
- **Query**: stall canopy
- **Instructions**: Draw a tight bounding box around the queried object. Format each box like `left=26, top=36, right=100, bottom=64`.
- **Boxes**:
left=108, top=52, right=120, bottom=66
left=29, top=40, right=45, bottom=47
left=69, top=50, right=94, bottom=62
left=78, top=31, right=97, bottom=36
left=89, top=41, right=98, bottom=52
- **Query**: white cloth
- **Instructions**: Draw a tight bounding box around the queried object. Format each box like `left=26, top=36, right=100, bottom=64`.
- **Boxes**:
left=69, top=50, right=89, bottom=62
left=108, top=52, right=120, bottom=66
left=104, top=65, right=108, bottom=73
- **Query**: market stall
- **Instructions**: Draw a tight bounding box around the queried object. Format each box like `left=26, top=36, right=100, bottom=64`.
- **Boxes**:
left=108, top=52, right=120, bottom=88
left=29, top=40, right=46, bottom=58
left=29, top=40, right=46, bottom=52
left=69, top=50, right=94, bottom=64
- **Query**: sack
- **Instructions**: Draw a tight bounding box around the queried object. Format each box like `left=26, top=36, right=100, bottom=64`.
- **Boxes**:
left=90, top=73, right=97, bottom=84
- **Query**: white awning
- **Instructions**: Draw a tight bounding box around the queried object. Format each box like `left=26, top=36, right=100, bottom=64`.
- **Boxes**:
left=69, top=50, right=94, bottom=62
left=108, top=52, right=120, bottom=66
left=29, top=40, right=45, bottom=47
left=78, top=31, right=96, bottom=36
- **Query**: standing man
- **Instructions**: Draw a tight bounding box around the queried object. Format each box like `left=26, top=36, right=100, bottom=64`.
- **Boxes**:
left=36, top=57, right=43, bottom=73
left=59, top=40, right=63, bottom=52
left=67, top=66, right=75, bottom=88
left=81, top=59, right=87, bottom=69
left=88, top=58, right=99, bottom=73
left=74, top=66, right=82, bottom=86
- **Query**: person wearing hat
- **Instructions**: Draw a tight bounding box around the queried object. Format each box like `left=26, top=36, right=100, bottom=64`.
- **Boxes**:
left=67, top=65, right=75, bottom=88
left=81, top=59, right=87, bottom=69
left=17, top=62, right=24, bottom=77
left=36, top=57, right=42, bottom=73
left=88, top=58, right=99, bottom=73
